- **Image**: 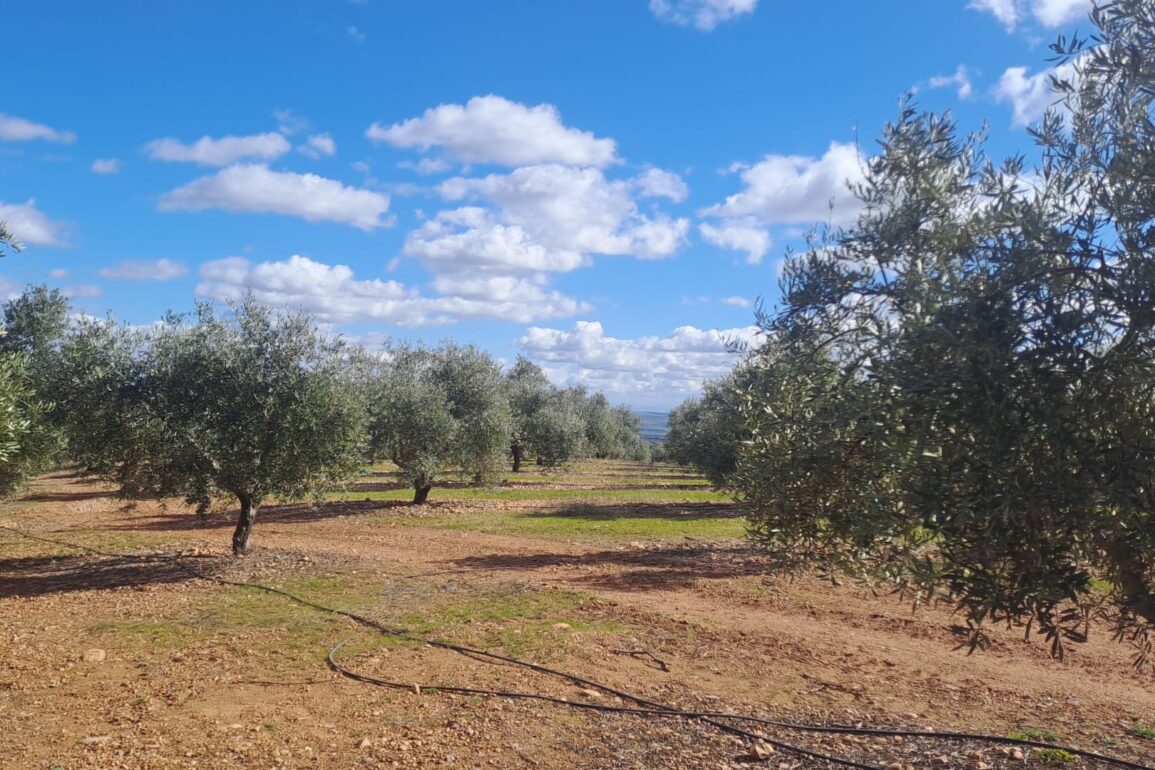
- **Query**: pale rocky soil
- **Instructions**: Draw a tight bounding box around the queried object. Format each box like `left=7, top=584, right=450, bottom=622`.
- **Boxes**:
left=2, top=470, right=1154, bottom=770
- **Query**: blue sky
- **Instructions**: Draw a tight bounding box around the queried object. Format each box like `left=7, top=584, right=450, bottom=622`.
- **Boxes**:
left=2, top=0, right=1093, bottom=409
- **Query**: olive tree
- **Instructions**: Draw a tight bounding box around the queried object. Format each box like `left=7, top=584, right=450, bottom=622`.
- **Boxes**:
left=0, top=286, right=72, bottom=492
left=666, top=369, right=749, bottom=489
left=367, top=345, right=453, bottom=503
left=432, top=342, right=512, bottom=485
left=368, top=342, right=510, bottom=502
left=0, top=351, right=53, bottom=495
left=57, top=301, right=366, bottom=555
left=1, top=285, right=71, bottom=357
left=739, top=0, right=1155, bottom=658
left=505, top=357, right=586, bottom=470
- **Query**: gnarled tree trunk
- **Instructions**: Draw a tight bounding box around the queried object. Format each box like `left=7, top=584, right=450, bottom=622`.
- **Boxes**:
left=413, top=483, right=431, bottom=504
left=511, top=442, right=523, bottom=473
left=232, top=492, right=259, bottom=556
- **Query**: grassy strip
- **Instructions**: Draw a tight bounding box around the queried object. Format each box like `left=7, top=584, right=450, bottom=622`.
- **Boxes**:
left=340, top=486, right=731, bottom=504
left=370, top=504, right=746, bottom=542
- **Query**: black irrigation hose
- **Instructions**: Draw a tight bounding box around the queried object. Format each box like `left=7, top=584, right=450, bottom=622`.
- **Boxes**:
left=3, top=525, right=1151, bottom=770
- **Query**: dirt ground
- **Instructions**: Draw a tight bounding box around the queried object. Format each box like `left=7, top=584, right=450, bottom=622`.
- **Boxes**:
left=2, top=470, right=1154, bottom=770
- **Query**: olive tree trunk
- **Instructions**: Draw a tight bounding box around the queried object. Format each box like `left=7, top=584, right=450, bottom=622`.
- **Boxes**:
left=511, top=443, right=523, bottom=473
left=232, top=492, right=259, bottom=556
left=413, top=483, right=432, bottom=504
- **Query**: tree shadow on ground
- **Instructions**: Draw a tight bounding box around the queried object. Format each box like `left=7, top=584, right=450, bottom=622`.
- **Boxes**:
left=523, top=502, right=741, bottom=522
left=495, top=481, right=717, bottom=491
left=97, top=498, right=413, bottom=533
left=447, top=541, right=764, bottom=593
left=21, top=490, right=110, bottom=502
left=0, top=552, right=202, bottom=599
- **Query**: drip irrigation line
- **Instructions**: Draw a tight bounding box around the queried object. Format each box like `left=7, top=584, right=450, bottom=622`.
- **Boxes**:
left=3, top=525, right=1151, bottom=770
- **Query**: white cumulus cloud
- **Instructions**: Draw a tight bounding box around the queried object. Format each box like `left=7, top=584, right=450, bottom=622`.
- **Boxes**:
left=438, top=164, right=689, bottom=259
left=299, top=133, right=337, bottom=159
left=519, top=321, right=760, bottom=407
left=91, top=158, right=121, bottom=175
left=969, top=0, right=1090, bottom=31
left=99, top=259, right=189, bottom=281
left=928, top=64, right=974, bottom=100
left=649, top=0, right=757, bottom=31
left=145, top=132, right=291, bottom=166
left=367, top=95, right=619, bottom=168
left=699, top=218, right=772, bottom=264
left=702, top=142, right=865, bottom=226
left=994, top=59, right=1077, bottom=127
left=405, top=207, right=589, bottom=275
left=0, top=114, right=75, bottom=143
left=0, top=200, right=68, bottom=246
left=197, top=254, right=587, bottom=326
left=698, top=142, right=864, bottom=262
left=635, top=167, right=689, bottom=202
left=158, top=164, right=391, bottom=230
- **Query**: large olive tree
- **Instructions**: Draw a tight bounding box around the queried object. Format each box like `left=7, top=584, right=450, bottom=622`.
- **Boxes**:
left=57, top=301, right=366, bottom=555
left=740, top=1, right=1155, bottom=659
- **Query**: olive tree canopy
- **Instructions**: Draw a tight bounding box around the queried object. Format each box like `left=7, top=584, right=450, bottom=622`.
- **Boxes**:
left=57, top=301, right=366, bottom=555
left=738, top=1, right=1155, bottom=659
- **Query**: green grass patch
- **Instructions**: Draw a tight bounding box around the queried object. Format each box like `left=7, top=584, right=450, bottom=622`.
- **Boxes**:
left=1009, top=728, right=1061, bottom=742
left=87, top=619, right=199, bottom=648
left=1035, top=749, right=1077, bottom=764
left=371, top=503, right=745, bottom=543
left=344, top=485, right=730, bottom=504
left=392, top=586, right=624, bottom=658
left=1130, top=725, right=1155, bottom=740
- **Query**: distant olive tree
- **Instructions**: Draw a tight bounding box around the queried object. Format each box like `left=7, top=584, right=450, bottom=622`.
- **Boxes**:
left=368, top=342, right=510, bottom=502
left=739, top=1, right=1155, bottom=659
left=666, top=369, right=749, bottom=489
left=56, top=301, right=366, bottom=555
left=432, top=342, right=512, bottom=485
left=505, top=356, right=551, bottom=472
left=505, top=357, right=586, bottom=470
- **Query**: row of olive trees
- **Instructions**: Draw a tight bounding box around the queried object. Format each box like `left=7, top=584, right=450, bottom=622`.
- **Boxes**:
left=0, top=290, right=646, bottom=554
left=669, top=1, right=1155, bottom=659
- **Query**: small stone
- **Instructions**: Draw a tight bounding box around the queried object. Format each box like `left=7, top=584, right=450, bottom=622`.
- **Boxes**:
left=552, top=622, right=572, bottom=630
left=227, top=723, right=244, bottom=730
left=934, top=756, right=951, bottom=767
left=358, top=738, right=372, bottom=749
left=578, top=688, right=602, bottom=699
left=885, top=763, right=903, bottom=770
left=82, top=648, right=106, bottom=663
left=977, top=762, right=991, bottom=770
left=80, top=735, right=112, bottom=745
left=750, top=740, right=775, bottom=759
left=1011, top=748, right=1025, bottom=760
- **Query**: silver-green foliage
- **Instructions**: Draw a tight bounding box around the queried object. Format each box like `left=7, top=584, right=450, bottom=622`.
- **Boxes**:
left=666, top=369, right=749, bottom=489
left=739, top=1, right=1155, bottom=659
left=0, top=285, right=71, bottom=494
left=368, top=342, right=510, bottom=501
left=57, top=301, right=366, bottom=554
left=505, top=357, right=585, bottom=469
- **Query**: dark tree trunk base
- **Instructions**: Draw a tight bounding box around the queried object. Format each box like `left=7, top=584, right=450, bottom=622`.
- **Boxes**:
left=413, top=484, right=431, bottom=504
left=232, top=494, right=258, bottom=556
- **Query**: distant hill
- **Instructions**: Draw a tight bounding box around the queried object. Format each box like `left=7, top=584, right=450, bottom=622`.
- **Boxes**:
left=634, top=411, right=669, bottom=443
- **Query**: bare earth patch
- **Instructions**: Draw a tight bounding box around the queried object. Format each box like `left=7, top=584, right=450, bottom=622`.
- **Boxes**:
left=2, top=469, right=1153, bottom=769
